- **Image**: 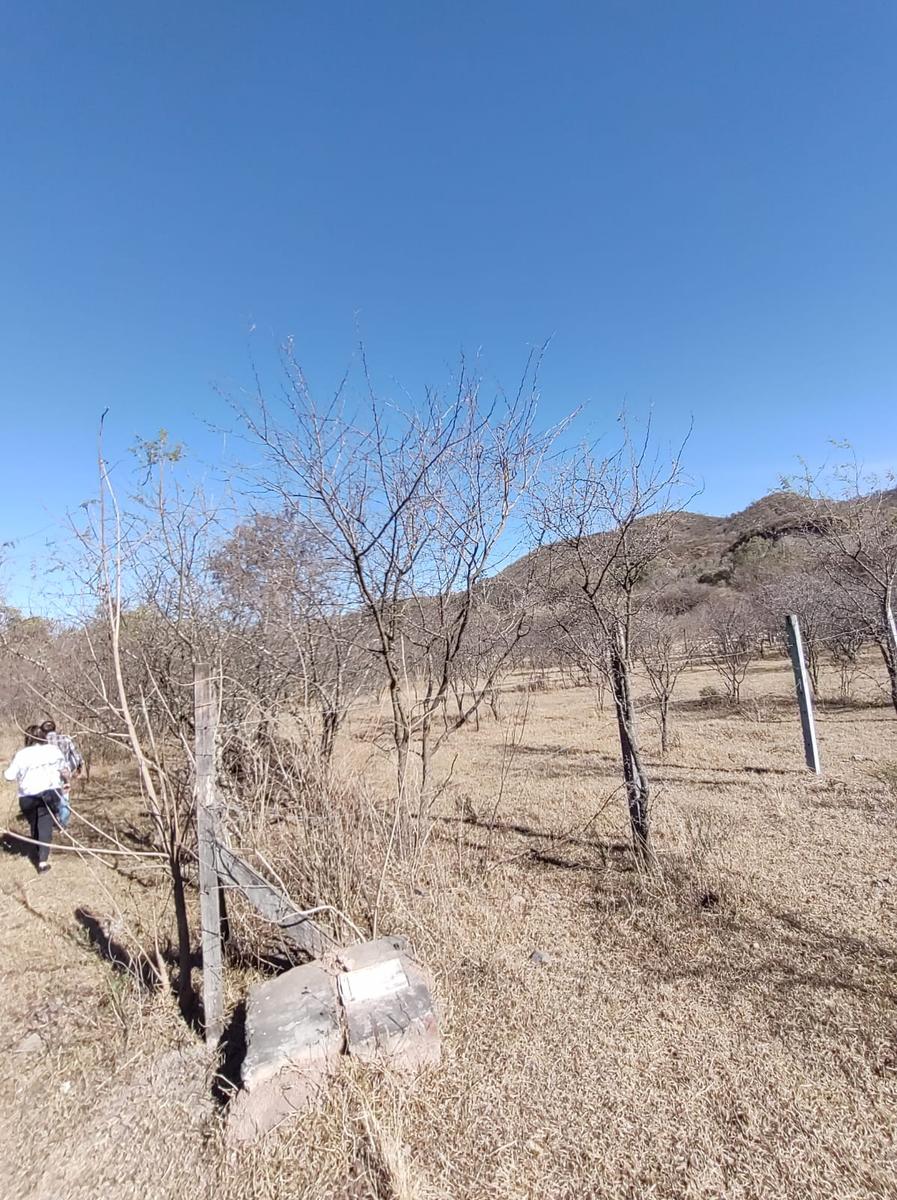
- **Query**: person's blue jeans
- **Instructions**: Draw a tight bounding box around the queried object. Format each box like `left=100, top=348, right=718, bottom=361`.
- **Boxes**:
left=57, top=791, right=71, bottom=829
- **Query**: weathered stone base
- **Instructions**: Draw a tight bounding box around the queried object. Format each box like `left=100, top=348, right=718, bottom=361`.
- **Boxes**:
left=337, top=937, right=441, bottom=1072
left=227, top=961, right=342, bottom=1143
left=227, top=938, right=440, bottom=1143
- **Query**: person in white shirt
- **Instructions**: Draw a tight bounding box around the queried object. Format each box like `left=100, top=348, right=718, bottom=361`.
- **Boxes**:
left=4, top=725, right=70, bottom=872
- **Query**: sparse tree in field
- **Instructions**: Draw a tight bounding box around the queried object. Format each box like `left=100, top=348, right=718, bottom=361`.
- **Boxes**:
left=535, top=422, right=690, bottom=869
left=209, top=510, right=371, bottom=764
left=448, top=580, right=525, bottom=728
left=240, top=347, right=560, bottom=845
left=47, top=429, right=237, bottom=1014
left=0, top=607, right=56, bottom=723
left=783, top=456, right=897, bottom=716
left=760, top=570, right=837, bottom=697
left=11, top=426, right=401, bottom=1001
left=635, top=607, right=691, bottom=754
left=827, top=626, right=866, bottom=703
left=700, top=595, right=760, bottom=705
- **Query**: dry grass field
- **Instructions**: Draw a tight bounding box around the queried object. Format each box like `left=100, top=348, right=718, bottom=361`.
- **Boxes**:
left=2, top=655, right=897, bottom=1199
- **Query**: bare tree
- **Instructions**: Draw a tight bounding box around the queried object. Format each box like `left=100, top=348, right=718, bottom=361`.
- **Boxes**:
left=700, top=595, right=760, bottom=705
left=209, top=510, right=370, bottom=764
left=535, top=422, right=690, bottom=869
left=41, top=429, right=235, bottom=1015
left=760, top=570, right=837, bottom=697
left=0, top=607, right=56, bottom=723
left=828, top=627, right=866, bottom=703
left=239, top=348, right=560, bottom=845
left=448, top=577, right=534, bottom=728
left=635, top=608, right=691, bottom=754
left=784, top=454, right=897, bottom=715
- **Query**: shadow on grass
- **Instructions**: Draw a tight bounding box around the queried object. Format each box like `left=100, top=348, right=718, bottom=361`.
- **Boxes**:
left=521, top=845, right=641, bottom=877
left=223, top=938, right=297, bottom=977
left=1, top=829, right=35, bottom=862
left=647, top=761, right=800, bottom=777
left=435, top=810, right=630, bottom=854
left=659, top=903, right=897, bottom=1007
left=669, top=695, right=795, bottom=720
left=441, top=797, right=897, bottom=1045
left=75, top=906, right=211, bottom=1037
left=74, top=905, right=164, bottom=989
left=511, top=742, right=606, bottom=759
left=818, top=696, right=896, bottom=715
left=211, top=999, right=247, bottom=1108
left=596, top=862, right=897, bottom=1052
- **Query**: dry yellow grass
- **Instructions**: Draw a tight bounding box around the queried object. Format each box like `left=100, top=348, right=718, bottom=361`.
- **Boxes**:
left=2, top=655, right=897, bottom=1199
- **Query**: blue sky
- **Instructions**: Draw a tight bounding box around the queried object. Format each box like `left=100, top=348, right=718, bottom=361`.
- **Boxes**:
left=2, top=2, right=896, bottom=611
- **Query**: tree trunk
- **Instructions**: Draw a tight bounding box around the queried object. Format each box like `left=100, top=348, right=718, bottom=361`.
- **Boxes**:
left=885, top=656, right=897, bottom=716
left=388, top=675, right=413, bottom=810
left=170, top=846, right=194, bottom=1018
left=609, top=646, right=653, bottom=869
left=418, top=710, right=432, bottom=824
left=807, top=647, right=820, bottom=699
left=882, top=598, right=897, bottom=717
left=660, top=694, right=669, bottom=756
left=839, top=662, right=852, bottom=702
left=320, top=708, right=338, bottom=764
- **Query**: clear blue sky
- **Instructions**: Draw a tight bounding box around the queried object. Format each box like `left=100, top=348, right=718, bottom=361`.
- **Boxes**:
left=2, top=2, right=896, bottom=610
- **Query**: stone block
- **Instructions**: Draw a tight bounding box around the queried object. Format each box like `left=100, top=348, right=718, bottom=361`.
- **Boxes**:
left=228, top=960, right=342, bottom=1143
left=336, top=937, right=440, bottom=1072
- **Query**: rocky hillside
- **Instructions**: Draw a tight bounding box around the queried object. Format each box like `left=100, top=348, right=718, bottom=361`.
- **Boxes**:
left=498, top=489, right=896, bottom=606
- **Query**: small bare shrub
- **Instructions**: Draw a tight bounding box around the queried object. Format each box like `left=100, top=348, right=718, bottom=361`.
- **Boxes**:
left=219, top=718, right=432, bottom=946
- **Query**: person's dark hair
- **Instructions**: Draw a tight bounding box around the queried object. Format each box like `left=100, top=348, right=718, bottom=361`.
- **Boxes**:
left=40, top=719, right=56, bottom=734
left=24, top=724, right=46, bottom=747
